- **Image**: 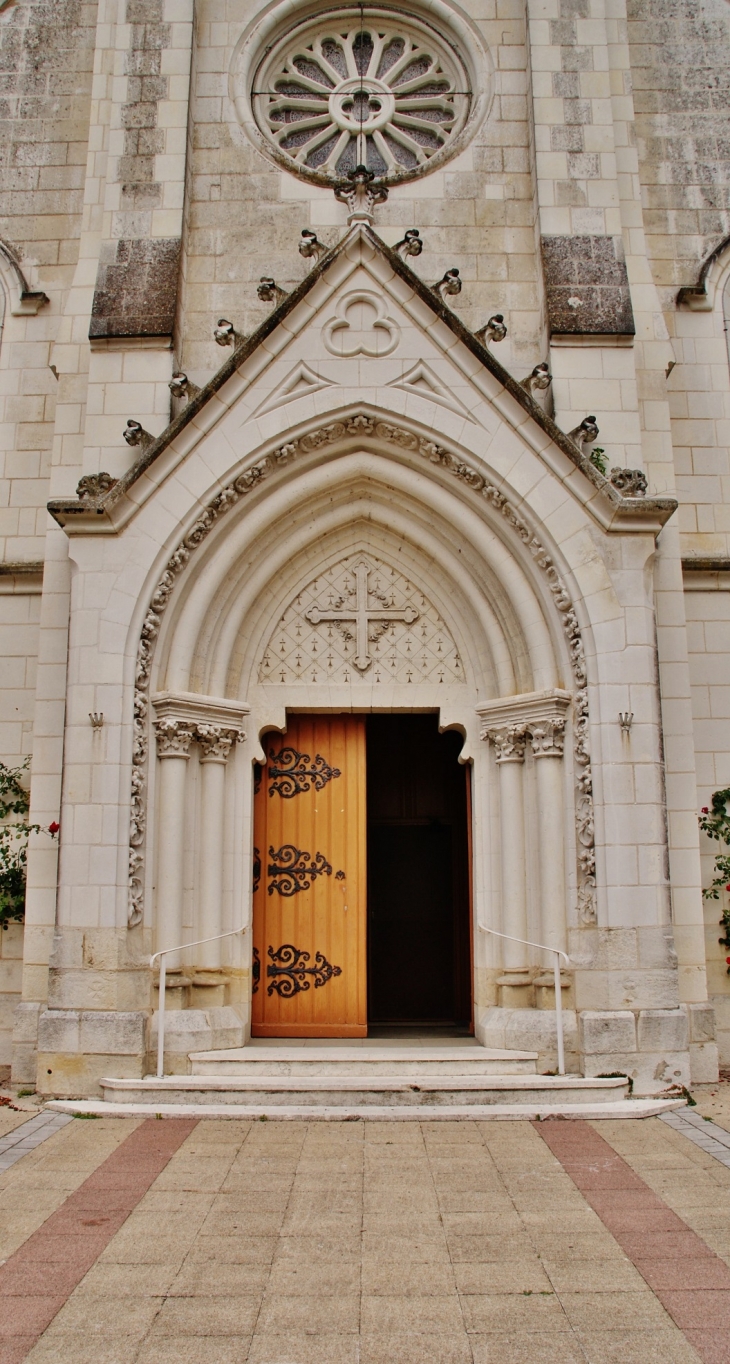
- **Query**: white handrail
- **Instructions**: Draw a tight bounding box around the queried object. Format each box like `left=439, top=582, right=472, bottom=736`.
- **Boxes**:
left=151, top=927, right=247, bottom=1079
left=478, top=925, right=569, bottom=1076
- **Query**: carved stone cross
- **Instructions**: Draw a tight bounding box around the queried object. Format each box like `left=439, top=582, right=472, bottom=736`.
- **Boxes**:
left=305, top=559, right=418, bottom=672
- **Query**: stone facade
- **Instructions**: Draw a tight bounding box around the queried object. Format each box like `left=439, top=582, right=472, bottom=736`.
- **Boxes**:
left=0, top=0, right=728, bottom=1093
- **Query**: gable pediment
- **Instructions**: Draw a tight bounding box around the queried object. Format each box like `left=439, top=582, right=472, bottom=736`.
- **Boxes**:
left=48, top=224, right=676, bottom=538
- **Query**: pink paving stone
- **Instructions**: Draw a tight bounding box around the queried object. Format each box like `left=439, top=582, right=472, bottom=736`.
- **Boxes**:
left=536, top=1119, right=730, bottom=1364
left=684, top=1334, right=730, bottom=1364
left=618, top=1232, right=715, bottom=1260
left=0, top=1296, right=66, bottom=1338
left=0, top=1338, right=38, bottom=1363
left=586, top=1203, right=686, bottom=1233
left=11, top=1234, right=111, bottom=1265
left=659, top=1292, right=730, bottom=1331
left=637, top=1259, right=730, bottom=1291
left=0, top=1262, right=89, bottom=1297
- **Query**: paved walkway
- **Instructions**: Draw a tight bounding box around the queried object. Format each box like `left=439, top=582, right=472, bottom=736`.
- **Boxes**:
left=0, top=1108, right=729, bottom=1363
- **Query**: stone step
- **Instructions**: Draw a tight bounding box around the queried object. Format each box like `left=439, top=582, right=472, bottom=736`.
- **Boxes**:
left=48, top=1098, right=686, bottom=1123
left=97, top=1074, right=630, bottom=1107
left=188, top=1045, right=539, bottom=1077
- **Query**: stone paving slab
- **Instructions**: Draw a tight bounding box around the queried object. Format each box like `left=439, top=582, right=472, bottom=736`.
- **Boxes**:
left=0, top=1110, right=72, bottom=1173
left=661, top=1109, right=730, bottom=1167
left=0, top=1115, right=726, bottom=1360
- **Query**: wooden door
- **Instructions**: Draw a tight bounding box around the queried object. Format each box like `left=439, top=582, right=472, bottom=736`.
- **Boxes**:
left=252, top=715, right=367, bottom=1036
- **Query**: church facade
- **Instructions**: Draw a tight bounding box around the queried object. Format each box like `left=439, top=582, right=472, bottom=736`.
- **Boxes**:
left=1, top=0, right=729, bottom=1095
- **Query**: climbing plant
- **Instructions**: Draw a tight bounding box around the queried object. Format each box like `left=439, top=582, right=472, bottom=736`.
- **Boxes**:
left=0, top=759, right=57, bottom=930
left=699, top=787, right=730, bottom=974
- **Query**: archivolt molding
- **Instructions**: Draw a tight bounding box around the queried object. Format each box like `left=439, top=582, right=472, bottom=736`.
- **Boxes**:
left=0, top=239, right=49, bottom=316
left=677, top=232, right=730, bottom=312
left=128, top=410, right=596, bottom=927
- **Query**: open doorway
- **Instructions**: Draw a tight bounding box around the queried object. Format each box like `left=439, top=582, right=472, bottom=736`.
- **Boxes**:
left=366, top=715, right=473, bottom=1034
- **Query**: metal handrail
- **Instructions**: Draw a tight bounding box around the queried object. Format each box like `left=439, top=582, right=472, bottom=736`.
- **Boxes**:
left=478, top=925, right=569, bottom=1076
left=151, top=927, right=247, bottom=1079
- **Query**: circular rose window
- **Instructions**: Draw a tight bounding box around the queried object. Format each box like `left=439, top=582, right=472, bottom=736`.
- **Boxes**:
left=246, top=7, right=473, bottom=185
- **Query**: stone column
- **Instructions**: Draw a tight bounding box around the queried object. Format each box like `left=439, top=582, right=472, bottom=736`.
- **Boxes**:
left=531, top=717, right=567, bottom=956
left=196, top=725, right=237, bottom=969
left=154, top=717, right=194, bottom=969
left=489, top=726, right=528, bottom=971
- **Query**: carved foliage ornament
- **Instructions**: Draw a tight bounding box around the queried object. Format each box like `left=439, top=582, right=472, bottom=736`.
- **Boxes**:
left=491, top=726, right=527, bottom=764
left=486, top=718, right=566, bottom=761
left=129, top=411, right=595, bottom=925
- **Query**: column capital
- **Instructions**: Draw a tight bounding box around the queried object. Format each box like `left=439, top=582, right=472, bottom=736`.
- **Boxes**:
left=152, top=690, right=248, bottom=743
left=196, top=724, right=238, bottom=762
left=154, top=717, right=195, bottom=758
left=486, top=725, right=528, bottom=764
left=530, top=717, right=566, bottom=758
left=477, top=688, right=572, bottom=753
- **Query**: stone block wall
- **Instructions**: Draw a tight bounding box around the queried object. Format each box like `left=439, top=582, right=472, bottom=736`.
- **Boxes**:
left=628, top=0, right=730, bottom=303
left=0, top=922, right=23, bottom=1064
left=0, top=0, right=98, bottom=562
left=685, top=573, right=730, bottom=1064
left=178, top=0, right=544, bottom=380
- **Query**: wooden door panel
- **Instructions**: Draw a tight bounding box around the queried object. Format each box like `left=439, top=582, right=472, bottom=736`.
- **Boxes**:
left=252, top=715, right=367, bottom=1036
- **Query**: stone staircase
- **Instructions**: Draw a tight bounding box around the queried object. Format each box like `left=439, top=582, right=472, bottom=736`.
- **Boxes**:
left=47, top=1042, right=686, bottom=1120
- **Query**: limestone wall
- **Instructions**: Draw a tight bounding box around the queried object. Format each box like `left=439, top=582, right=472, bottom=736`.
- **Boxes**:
left=685, top=574, right=730, bottom=1063
left=0, top=0, right=97, bottom=560
left=628, top=0, right=730, bottom=301
left=0, top=923, right=23, bottom=1064
left=178, top=0, right=544, bottom=380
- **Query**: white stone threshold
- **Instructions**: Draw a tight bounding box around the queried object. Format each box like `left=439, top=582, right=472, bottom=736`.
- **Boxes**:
left=102, top=1073, right=629, bottom=1093
left=47, top=1098, right=685, bottom=1122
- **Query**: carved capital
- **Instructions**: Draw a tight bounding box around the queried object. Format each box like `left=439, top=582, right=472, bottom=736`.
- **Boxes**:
left=154, top=718, right=194, bottom=758
left=530, top=717, right=566, bottom=758
left=196, top=724, right=238, bottom=762
left=487, top=725, right=527, bottom=764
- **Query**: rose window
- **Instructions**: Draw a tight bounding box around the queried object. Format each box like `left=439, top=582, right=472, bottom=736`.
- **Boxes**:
left=250, top=9, right=471, bottom=185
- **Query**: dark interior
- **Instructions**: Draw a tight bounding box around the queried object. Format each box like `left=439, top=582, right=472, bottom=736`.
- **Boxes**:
left=366, top=714, right=472, bottom=1030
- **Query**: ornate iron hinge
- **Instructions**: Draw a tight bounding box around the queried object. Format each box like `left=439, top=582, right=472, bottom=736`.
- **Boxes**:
left=252, top=946, right=260, bottom=995
left=267, top=844, right=334, bottom=896
left=268, top=746, right=341, bottom=798
left=253, top=846, right=261, bottom=893
left=266, top=944, right=342, bottom=997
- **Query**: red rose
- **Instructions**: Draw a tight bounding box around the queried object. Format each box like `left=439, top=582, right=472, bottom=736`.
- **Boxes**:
left=48, top=822, right=59, bottom=835
left=702, top=807, right=709, bottom=814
